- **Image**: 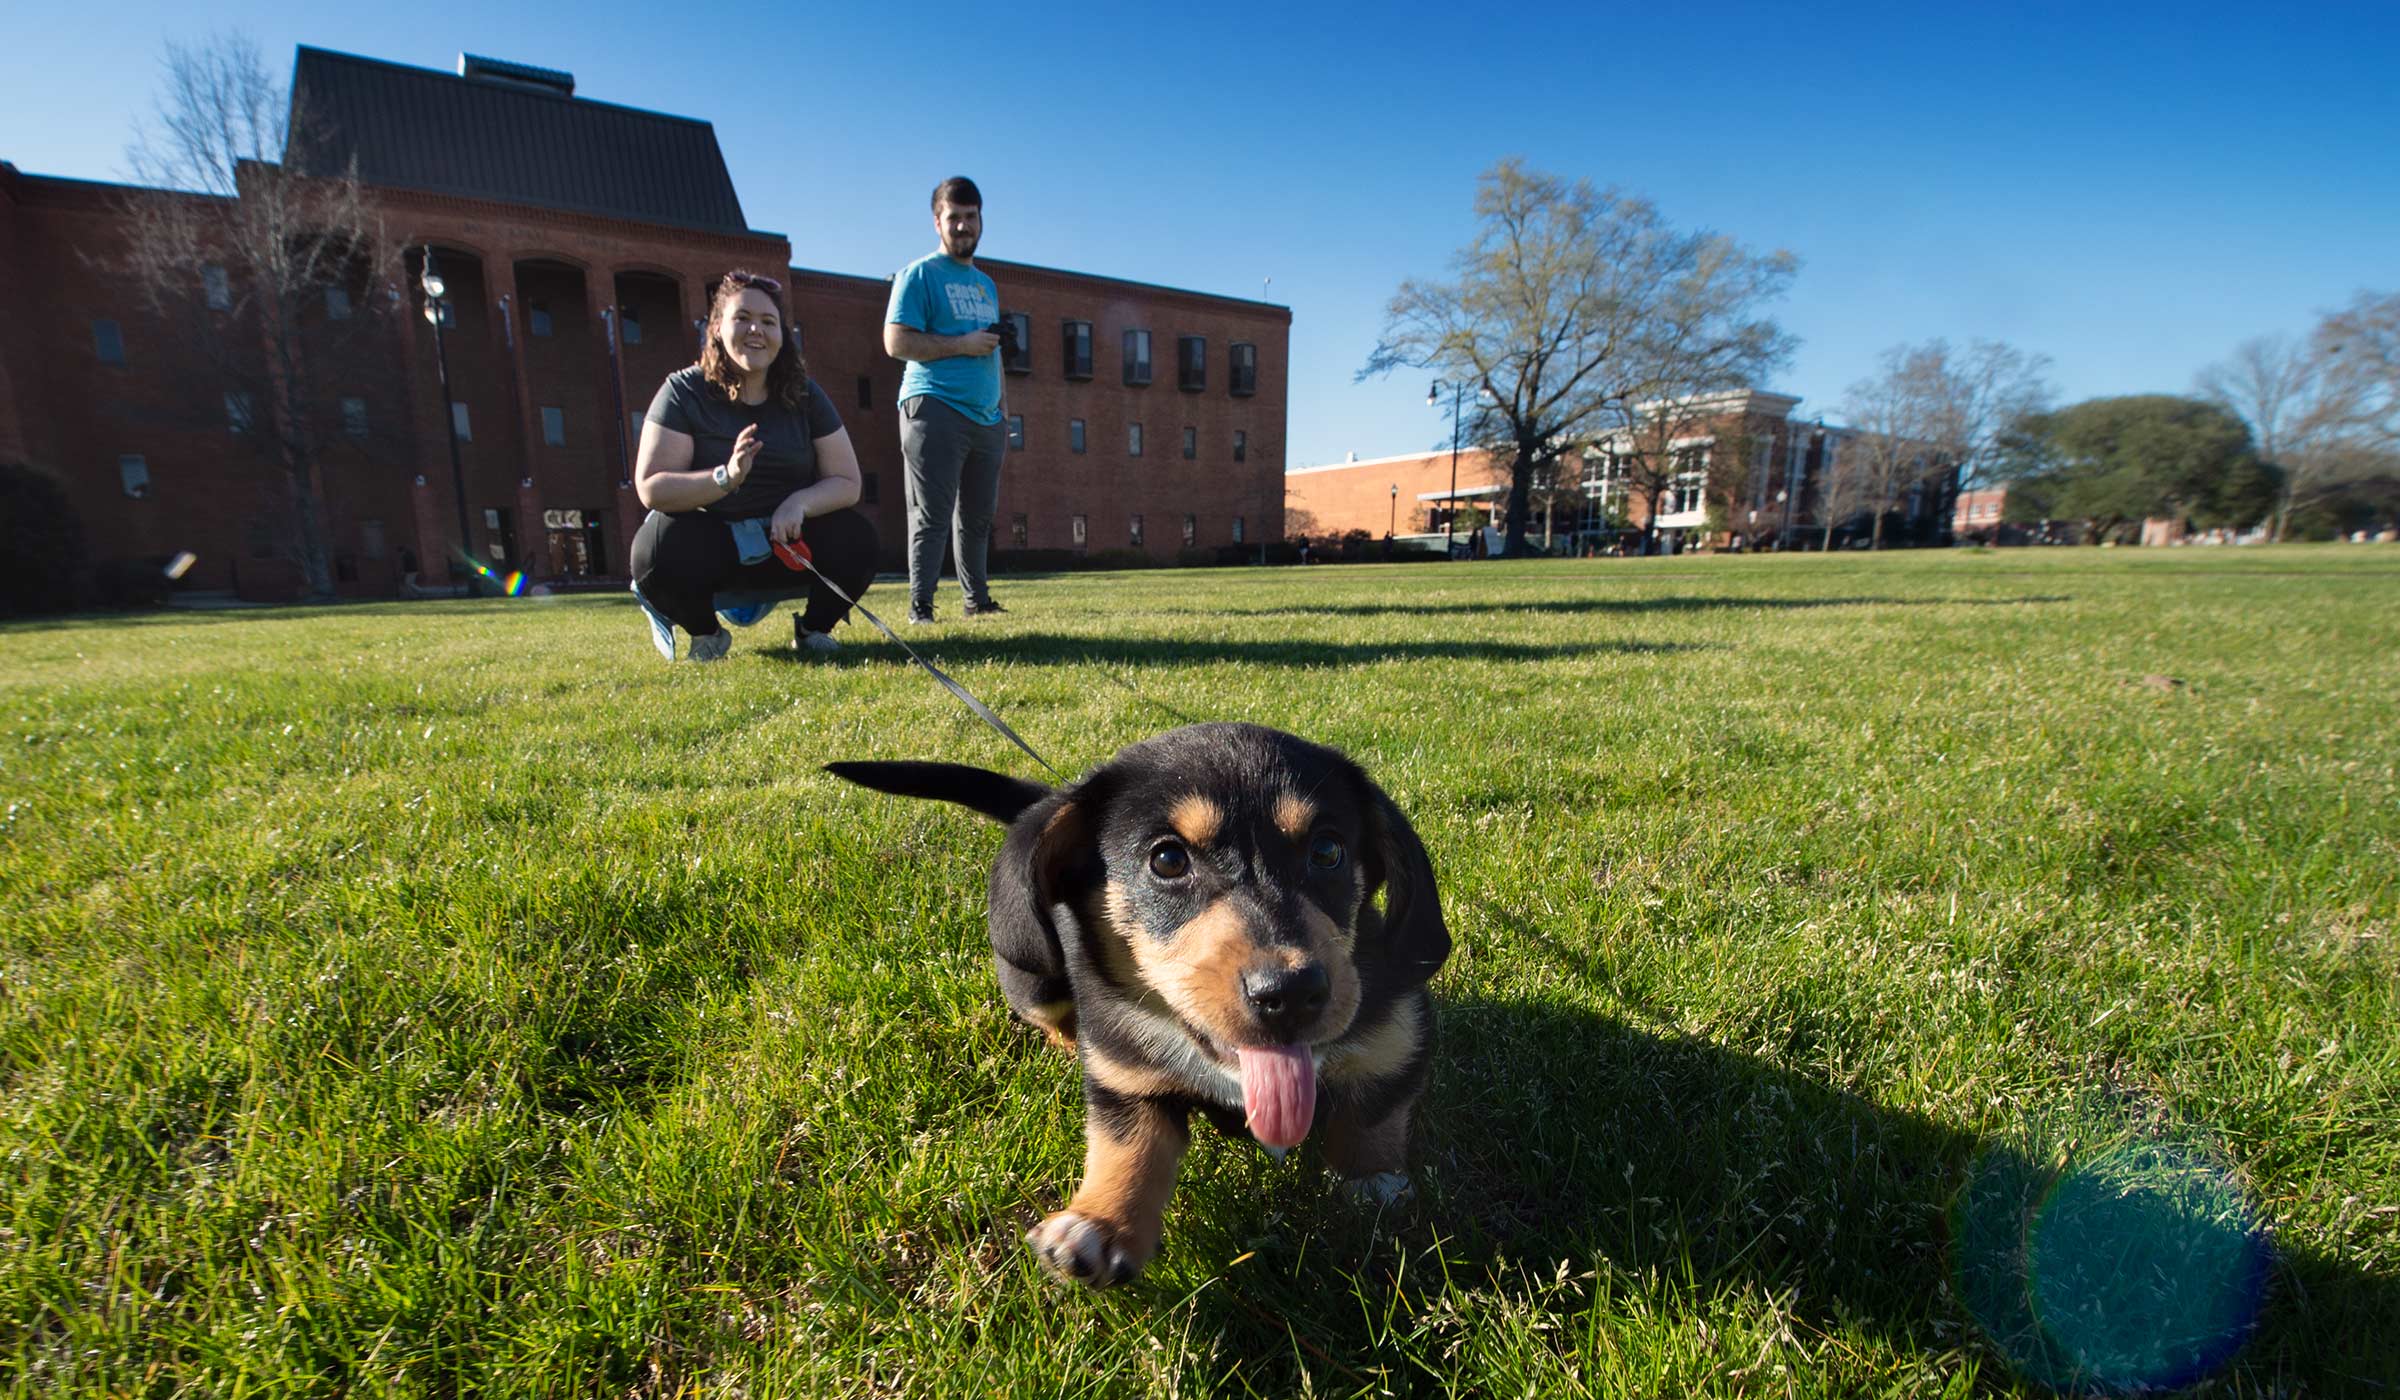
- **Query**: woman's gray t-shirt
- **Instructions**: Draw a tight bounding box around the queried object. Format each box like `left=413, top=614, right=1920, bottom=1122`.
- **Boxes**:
left=645, top=366, right=843, bottom=518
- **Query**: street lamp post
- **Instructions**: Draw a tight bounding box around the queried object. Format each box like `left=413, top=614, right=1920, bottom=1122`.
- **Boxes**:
left=421, top=247, right=472, bottom=590
left=1428, top=380, right=1467, bottom=558
left=1389, top=482, right=1398, bottom=537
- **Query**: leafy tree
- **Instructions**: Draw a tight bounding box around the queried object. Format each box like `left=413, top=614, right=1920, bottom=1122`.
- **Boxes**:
left=2000, top=396, right=2273, bottom=543
left=1363, top=160, right=1796, bottom=556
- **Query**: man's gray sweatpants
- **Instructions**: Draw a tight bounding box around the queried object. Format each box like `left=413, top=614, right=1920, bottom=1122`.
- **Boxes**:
left=899, top=394, right=1007, bottom=612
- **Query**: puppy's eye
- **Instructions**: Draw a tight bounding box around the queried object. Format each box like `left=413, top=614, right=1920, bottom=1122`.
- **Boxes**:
left=1148, top=840, right=1192, bottom=881
left=1308, top=833, right=1347, bottom=871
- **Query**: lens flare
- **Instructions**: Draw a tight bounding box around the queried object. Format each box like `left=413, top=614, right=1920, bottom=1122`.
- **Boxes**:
left=1953, top=1130, right=2267, bottom=1393
left=164, top=550, right=197, bottom=580
left=454, top=553, right=529, bottom=598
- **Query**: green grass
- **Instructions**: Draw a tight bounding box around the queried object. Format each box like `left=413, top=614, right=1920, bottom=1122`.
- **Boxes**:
left=3, top=546, right=2395, bottom=1397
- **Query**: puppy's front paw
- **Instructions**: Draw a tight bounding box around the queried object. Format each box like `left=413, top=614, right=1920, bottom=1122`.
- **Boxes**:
left=1341, top=1171, right=1414, bottom=1208
left=1025, top=1209, right=1147, bottom=1287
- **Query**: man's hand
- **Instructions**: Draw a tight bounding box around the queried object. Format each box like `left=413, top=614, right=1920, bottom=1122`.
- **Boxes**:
left=770, top=495, right=808, bottom=545
left=959, top=328, right=1001, bottom=357
left=725, top=424, right=762, bottom=489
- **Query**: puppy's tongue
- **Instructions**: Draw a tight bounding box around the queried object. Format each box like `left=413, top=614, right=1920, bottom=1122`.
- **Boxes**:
left=1237, top=1044, right=1316, bottom=1149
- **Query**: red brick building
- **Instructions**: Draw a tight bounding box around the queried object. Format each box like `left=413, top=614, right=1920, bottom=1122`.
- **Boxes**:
left=1286, top=389, right=1951, bottom=553
left=0, top=47, right=1288, bottom=600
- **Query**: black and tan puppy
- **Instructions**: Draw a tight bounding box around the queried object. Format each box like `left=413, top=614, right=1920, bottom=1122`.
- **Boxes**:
left=825, top=722, right=1449, bottom=1287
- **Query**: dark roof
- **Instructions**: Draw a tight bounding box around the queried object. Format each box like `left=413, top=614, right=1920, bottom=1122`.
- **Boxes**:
left=283, top=47, right=754, bottom=235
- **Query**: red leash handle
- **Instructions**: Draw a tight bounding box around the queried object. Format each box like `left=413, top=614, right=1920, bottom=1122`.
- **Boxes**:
left=773, top=537, right=812, bottom=570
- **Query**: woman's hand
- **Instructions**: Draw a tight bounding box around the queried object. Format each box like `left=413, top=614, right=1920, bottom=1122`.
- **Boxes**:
left=725, top=424, right=763, bottom=490
left=771, top=495, right=809, bottom=545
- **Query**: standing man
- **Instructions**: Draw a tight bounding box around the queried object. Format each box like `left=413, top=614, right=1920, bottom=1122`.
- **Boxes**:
left=885, top=176, right=1008, bottom=623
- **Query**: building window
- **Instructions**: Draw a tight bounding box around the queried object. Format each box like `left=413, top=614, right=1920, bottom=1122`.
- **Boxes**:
left=529, top=303, right=554, bottom=338
left=1182, top=514, right=1197, bottom=546
left=1233, top=430, right=1247, bottom=463
left=1129, top=514, right=1144, bottom=546
left=1232, top=515, right=1245, bottom=544
left=860, top=472, right=879, bottom=505
left=1006, top=414, right=1025, bottom=450
left=340, top=396, right=368, bottom=437
left=92, top=319, right=125, bottom=365
left=1123, top=329, right=1152, bottom=386
left=1069, top=418, right=1086, bottom=454
left=1128, top=422, right=1143, bottom=457
left=325, top=286, right=352, bottom=320
left=225, top=391, right=255, bottom=434
left=1666, top=445, right=1710, bottom=516
left=1230, top=342, right=1257, bottom=397
left=1182, top=426, right=1197, bottom=460
left=361, top=519, right=387, bottom=561
left=1063, top=320, right=1093, bottom=379
left=857, top=375, right=873, bottom=410
left=1011, top=513, right=1028, bottom=546
left=202, top=264, right=231, bottom=311
left=119, top=455, right=150, bottom=499
left=620, top=307, right=642, bottom=345
left=541, top=406, right=567, bottom=446
left=1002, top=311, right=1032, bottom=373
left=1177, top=335, right=1206, bottom=391
left=452, top=402, right=472, bottom=442
left=1072, top=514, right=1088, bottom=546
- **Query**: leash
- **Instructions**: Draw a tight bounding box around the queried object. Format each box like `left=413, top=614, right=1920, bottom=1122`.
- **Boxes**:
left=774, top=536, right=1059, bottom=777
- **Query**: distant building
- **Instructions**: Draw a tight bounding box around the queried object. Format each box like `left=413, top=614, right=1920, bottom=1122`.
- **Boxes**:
left=0, top=47, right=1288, bottom=600
left=1286, top=389, right=1955, bottom=553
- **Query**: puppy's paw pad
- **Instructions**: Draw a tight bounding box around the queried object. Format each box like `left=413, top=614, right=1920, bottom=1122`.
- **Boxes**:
left=1341, top=1171, right=1414, bottom=1207
left=1025, top=1210, right=1141, bottom=1287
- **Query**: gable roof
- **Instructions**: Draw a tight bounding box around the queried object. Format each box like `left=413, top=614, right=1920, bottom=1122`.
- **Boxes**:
left=283, top=47, right=755, bottom=235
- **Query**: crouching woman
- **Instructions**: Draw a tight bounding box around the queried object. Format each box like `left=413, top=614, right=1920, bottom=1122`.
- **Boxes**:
left=630, top=270, right=877, bottom=661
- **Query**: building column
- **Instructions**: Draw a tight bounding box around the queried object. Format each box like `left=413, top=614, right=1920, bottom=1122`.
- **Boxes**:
left=487, top=258, right=545, bottom=578
left=587, top=270, right=643, bottom=577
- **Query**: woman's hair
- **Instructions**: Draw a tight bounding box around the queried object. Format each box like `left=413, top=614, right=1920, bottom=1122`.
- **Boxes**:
left=697, top=270, right=807, bottom=409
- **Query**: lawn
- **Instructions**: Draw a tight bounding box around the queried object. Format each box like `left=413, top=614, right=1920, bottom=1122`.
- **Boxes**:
left=3, top=546, right=2395, bottom=1397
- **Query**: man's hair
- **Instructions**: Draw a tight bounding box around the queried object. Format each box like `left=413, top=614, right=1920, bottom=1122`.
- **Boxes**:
left=931, top=176, right=982, bottom=211
left=697, top=269, right=808, bottom=409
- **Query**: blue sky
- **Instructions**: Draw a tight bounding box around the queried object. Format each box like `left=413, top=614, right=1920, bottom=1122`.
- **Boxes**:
left=8, top=0, right=2395, bottom=468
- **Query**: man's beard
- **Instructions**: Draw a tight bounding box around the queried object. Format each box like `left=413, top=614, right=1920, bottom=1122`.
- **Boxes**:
left=946, top=233, right=979, bottom=258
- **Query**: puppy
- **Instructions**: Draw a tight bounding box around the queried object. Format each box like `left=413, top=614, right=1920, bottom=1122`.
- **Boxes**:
left=825, top=722, right=1449, bottom=1287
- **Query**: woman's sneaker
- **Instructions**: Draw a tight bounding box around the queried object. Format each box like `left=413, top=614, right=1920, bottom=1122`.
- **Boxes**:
left=688, top=629, right=732, bottom=662
left=632, top=583, right=677, bottom=661
left=795, top=620, right=840, bottom=656
left=964, top=597, right=1009, bottom=618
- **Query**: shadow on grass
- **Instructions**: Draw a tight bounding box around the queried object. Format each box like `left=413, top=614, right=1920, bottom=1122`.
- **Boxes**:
left=1157, top=978, right=2390, bottom=1394
left=775, top=633, right=1716, bottom=672
left=1206, top=593, right=2073, bottom=620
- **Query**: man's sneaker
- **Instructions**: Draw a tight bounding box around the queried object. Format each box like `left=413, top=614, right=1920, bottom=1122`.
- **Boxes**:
left=795, top=625, right=841, bottom=656
left=906, top=605, right=935, bottom=625
left=688, top=629, right=732, bottom=662
left=717, top=600, right=774, bottom=628
left=631, top=582, right=676, bottom=661
left=964, top=597, right=1009, bottom=617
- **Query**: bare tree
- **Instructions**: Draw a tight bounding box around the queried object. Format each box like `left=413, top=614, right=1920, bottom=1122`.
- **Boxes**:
left=1363, top=160, right=1796, bottom=556
left=2195, top=333, right=2366, bottom=540
left=2314, top=290, right=2399, bottom=449
left=118, top=34, right=393, bottom=599
left=1815, top=431, right=1874, bottom=552
left=1840, top=339, right=2053, bottom=549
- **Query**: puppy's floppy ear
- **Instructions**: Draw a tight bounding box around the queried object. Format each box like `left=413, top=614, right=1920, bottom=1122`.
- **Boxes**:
left=1355, top=768, right=1450, bottom=984
left=988, top=779, right=1108, bottom=1001
left=823, top=760, right=1050, bottom=824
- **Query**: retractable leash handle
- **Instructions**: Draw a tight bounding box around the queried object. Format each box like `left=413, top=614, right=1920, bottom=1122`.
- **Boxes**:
left=775, top=535, right=1059, bottom=777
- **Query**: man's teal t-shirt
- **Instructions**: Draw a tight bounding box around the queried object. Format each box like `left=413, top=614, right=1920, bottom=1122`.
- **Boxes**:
left=886, top=252, right=1002, bottom=425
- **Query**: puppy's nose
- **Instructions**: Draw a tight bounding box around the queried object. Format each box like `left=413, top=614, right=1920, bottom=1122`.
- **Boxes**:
left=1241, top=963, right=1330, bottom=1039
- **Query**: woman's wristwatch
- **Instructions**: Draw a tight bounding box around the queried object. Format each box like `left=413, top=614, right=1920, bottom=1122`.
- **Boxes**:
left=712, top=463, right=732, bottom=492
